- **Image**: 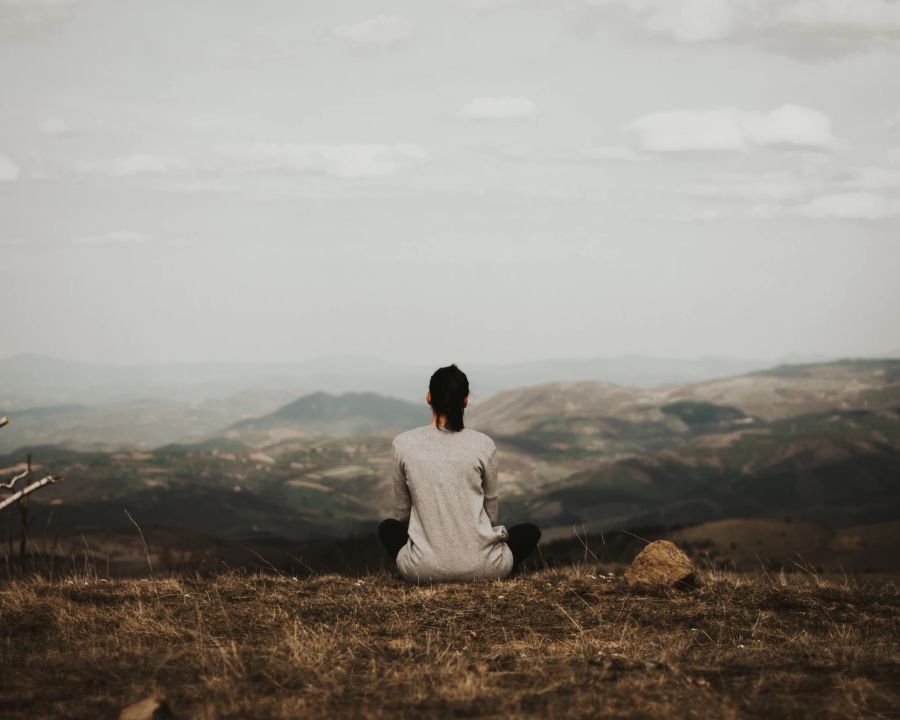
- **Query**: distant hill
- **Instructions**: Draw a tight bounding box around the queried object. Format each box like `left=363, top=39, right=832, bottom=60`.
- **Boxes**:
left=529, top=406, right=900, bottom=539
left=466, top=358, right=900, bottom=439
left=666, top=358, right=900, bottom=420
left=227, top=391, right=429, bottom=442
left=5, top=354, right=883, bottom=451
left=465, top=358, right=900, bottom=537
left=0, top=391, right=294, bottom=453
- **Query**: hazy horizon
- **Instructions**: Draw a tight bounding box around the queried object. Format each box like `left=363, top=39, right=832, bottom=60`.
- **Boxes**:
left=4, top=348, right=896, bottom=370
left=3, top=1, right=899, bottom=367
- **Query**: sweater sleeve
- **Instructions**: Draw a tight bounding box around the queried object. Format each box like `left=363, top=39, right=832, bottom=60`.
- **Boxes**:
left=481, top=441, right=500, bottom=524
left=392, top=440, right=412, bottom=521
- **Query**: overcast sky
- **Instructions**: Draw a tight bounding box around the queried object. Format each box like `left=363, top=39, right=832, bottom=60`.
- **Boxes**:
left=2, top=0, right=899, bottom=366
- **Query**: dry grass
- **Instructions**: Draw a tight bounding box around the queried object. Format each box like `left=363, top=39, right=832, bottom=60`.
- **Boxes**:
left=1, top=565, right=898, bottom=719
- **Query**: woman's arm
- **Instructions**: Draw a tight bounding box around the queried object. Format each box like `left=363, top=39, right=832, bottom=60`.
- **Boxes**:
left=481, top=441, right=500, bottom=524
left=392, top=440, right=412, bottom=521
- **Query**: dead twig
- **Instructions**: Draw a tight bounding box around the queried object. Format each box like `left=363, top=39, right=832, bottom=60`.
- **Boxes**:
left=0, top=467, right=29, bottom=490
left=0, top=474, right=65, bottom=512
left=621, top=528, right=653, bottom=545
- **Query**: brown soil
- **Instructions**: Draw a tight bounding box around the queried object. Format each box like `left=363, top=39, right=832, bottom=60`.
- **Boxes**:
left=1, top=566, right=897, bottom=719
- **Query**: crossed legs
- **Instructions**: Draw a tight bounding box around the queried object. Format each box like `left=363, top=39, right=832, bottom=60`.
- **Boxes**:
left=378, top=518, right=409, bottom=561
left=378, top=518, right=541, bottom=575
left=506, top=523, right=541, bottom=574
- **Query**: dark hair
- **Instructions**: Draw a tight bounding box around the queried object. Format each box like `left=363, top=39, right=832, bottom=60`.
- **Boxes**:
left=429, top=364, right=469, bottom=432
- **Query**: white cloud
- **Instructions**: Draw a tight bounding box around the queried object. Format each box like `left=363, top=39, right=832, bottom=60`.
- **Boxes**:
left=628, top=105, right=837, bottom=152
left=0, top=0, right=78, bottom=35
left=460, top=97, right=538, bottom=120
left=71, top=231, right=149, bottom=245
left=74, top=144, right=429, bottom=185
left=582, top=146, right=644, bottom=161
left=0, top=152, right=20, bottom=181
left=586, top=0, right=900, bottom=47
left=465, top=0, right=519, bottom=13
left=889, top=148, right=900, bottom=165
left=588, top=0, right=739, bottom=42
left=778, top=0, right=900, bottom=33
left=39, top=118, right=70, bottom=135
left=839, top=166, right=900, bottom=192
left=491, top=144, right=644, bottom=165
left=686, top=171, right=815, bottom=202
left=797, top=192, right=900, bottom=220
left=80, top=154, right=189, bottom=177
left=333, top=15, right=414, bottom=50
left=109, top=154, right=187, bottom=176
left=225, top=143, right=429, bottom=179
left=676, top=164, right=900, bottom=221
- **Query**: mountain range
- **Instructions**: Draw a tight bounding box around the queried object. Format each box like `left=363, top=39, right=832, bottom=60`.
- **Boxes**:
left=1, top=357, right=898, bottom=573
left=0, top=351, right=860, bottom=452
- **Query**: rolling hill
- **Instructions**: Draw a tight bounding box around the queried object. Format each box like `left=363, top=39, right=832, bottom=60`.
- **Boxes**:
left=2, top=358, right=898, bottom=573
left=0, top=391, right=294, bottom=453
left=226, top=391, right=430, bottom=443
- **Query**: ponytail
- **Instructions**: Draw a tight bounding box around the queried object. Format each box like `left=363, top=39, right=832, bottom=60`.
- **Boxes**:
left=428, top=364, right=469, bottom=432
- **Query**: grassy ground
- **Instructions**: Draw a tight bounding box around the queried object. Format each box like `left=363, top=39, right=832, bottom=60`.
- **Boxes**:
left=1, top=565, right=898, bottom=719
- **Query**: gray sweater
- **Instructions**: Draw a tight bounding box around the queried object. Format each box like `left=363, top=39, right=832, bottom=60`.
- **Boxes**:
left=391, top=424, right=514, bottom=583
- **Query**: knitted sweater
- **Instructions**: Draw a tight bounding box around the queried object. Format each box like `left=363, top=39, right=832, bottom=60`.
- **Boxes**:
left=391, top=424, right=514, bottom=583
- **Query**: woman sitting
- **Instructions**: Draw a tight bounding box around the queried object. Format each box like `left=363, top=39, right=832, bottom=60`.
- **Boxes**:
left=379, top=364, right=540, bottom=583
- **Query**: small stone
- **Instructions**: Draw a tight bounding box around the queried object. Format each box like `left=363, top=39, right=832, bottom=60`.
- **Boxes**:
left=624, top=540, right=696, bottom=587
left=119, top=694, right=174, bottom=720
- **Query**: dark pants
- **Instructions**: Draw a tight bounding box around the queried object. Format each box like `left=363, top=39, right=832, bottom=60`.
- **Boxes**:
left=378, top=519, right=541, bottom=575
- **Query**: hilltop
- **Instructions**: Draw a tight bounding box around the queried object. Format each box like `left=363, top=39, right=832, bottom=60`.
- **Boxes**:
left=0, top=566, right=897, bottom=719
left=226, top=390, right=428, bottom=443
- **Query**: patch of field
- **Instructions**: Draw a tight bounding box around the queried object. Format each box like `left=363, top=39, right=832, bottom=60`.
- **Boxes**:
left=692, top=429, right=769, bottom=449
left=667, top=519, right=900, bottom=572
left=248, top=452, right=276, bottom=465
left=285, top=479, right=333, bottom=493
left=534, top=462, right=577, bottom=481
left=317, top=464, right=371, bottom=479
left=0, top=567, right=896, bottom=719
left=498, top=471, right=516, bottom=484
left=0, top=462, right=42, bottom=475
left=671, top=519, right=833, bottom=568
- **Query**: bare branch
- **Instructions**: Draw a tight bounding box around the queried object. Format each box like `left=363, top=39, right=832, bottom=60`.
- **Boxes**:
left=0, top=468, right=30, bottom=490
left=0, top=474, right=64, bottom=512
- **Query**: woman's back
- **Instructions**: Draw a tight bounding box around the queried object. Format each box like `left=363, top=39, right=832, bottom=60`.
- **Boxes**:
left=391, top=424, right=513, bottom=583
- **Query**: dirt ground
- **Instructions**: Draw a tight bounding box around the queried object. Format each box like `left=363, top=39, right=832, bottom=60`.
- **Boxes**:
left=1, top=565, right=898, bottom=719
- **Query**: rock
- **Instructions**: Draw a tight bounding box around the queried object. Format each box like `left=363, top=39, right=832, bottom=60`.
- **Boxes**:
left=624, top=540, right=696, bottom=587
left=119, top=694, right=174, bottom=720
